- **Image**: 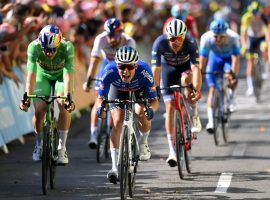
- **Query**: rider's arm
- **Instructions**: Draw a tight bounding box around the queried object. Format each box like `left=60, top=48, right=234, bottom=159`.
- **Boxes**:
left=151, top=36, right=163, bottom=87
left=199, top=56, right=208, bottom=73
left=63, top=42, right=75, bottom=96
left=240, top=13, right=250, bottom=52
left=231, top=54, right=240, bottom=75
left=25, top=71, right=36, bottom=95
left=86, top=56, right=101, bottom=82
left=26, top=41, right=38, bottom=95
left=151, top=66, right=161, bottom=87
left=198, top=33, right=210, bottom=72
left=191, top=63, right=202, bottom=92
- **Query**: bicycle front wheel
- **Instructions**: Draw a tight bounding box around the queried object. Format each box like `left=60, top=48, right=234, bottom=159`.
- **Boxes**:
left=96, top=118, right=109, bottom=163
left=253, top=58, right=263, bottom=103
left=49, top=127, right=58, bottom=189
left=213, top=91, right=221, bottom=146
left=128, top=132, right=138, bottom=198
left=42, top=125, right=50, bottom=195
left=222, top=90, right=231, bottom=143
left=174, top=110, right=186, bottom=180
left=119, top=126, right=129, bottom=200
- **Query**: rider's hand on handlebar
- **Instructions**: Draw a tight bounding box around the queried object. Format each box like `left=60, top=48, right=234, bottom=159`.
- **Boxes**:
left=97, top=106, right=107, bottom=119
left=144, top=107, right=154, bottom=120
left=191, top=90, right=202, bottom=102
left=64, top=100, right=75, bottom=112
left=19, top=99, right=30, bottom=112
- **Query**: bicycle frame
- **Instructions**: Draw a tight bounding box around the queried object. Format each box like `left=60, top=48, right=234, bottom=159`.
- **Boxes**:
left=172, top=87, right=193, bottom=151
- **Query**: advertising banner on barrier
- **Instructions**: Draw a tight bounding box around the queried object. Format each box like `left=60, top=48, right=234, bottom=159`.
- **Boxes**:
left=0, top=67, right=34, bottom=147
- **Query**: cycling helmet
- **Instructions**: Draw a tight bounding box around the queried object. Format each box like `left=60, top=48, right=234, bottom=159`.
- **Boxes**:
left=38, top=25, right=62, bottom=49
left=210, top=19, right=228, bottom=34
left=171, top=3, right=189, bottom=21
left=165, top=19, right=187, bottom=38
left=115, top=46, right=139, bottom=64
left=104, top=18, right=123, bottom=35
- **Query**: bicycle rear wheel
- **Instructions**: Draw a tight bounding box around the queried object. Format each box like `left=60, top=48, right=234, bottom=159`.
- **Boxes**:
left=174, top=110, right=186, bottom=179
left=253, top=58, right=263, bottom=103
left=42, top=125, right=50, bottom=195
left=119, top=126, right=129, bottom=200
left=183, top=112, right=192, bottom=173
left=213, top=91, right=221, bottom=146
left=128, top=132, right=138, bottom=198
left=96, top=118, right=109, bottom=163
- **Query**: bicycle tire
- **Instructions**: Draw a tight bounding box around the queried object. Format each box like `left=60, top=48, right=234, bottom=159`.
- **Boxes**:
left=119, top=126, right=129, bottom=200
left=213, top=91, right=221, bottom=146
left=222, top=90, right=230, bottom=143
left=49, top=127, right=58, bottom=189
left=128, top=132, right=138, bottom=198
left=183, top=111, right=192, bottom=173
left=96, top=118, right=108, bottom=163
left=174, top=110, right=186, bottom=180
left=42, top=125, right=50, bottom=195
left=253, top=58, right=263, bottom=103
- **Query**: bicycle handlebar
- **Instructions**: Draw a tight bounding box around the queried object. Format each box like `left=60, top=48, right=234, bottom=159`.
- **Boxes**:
left=22, top=92, right=72, bottom=105
left=160, top=84, right=197, bottom=95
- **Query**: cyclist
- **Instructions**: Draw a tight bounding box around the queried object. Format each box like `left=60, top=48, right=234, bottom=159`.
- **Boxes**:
left=96, top=46, right=159, bottom=183
left=19, top=25, right=75, bottom=165
left=152, top=19, right=202, bottom=167
left=240, top=1, right=268, bottom=96
left=83, top=17, right=136, bottom=149
left=199, top=18, right=240, bottom=133
left=163, top=3, right=199, bottom=42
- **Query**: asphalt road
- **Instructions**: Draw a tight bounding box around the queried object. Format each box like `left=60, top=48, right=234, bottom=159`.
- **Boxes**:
left=0, top=65, right=270, bottom=200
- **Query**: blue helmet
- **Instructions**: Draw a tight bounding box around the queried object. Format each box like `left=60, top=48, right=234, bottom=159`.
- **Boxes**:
left=210, top=19, right=228, bottom=34
left=38, top=25, right=62, bottom=49
left=104, top=18, right=123, bottom=35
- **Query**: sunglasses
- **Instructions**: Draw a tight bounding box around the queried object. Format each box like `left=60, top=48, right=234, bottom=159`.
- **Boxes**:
left=214, top=34, right=226, bottom=39
left=118, top=64, right=136, bottom=71
left=168, top=35, right=185, bottom=43
left=42, top=48, right=57, bottom=53
left=108, top=33, right=122, bottom=39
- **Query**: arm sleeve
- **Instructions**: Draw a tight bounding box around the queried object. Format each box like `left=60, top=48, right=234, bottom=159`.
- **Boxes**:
left=143, top=67, right=157, bottom=99
left=199, top=34, right=210, bottom=57
left=91, top=35, right=102, bottom=58
left=27, top=42, right=37, bottom=73
left=151, top=37, right=162, bottom=67
left=63, top=41, right=75, bottom=75
left=232, top=36, right=241, bottom=55
left=98, top=68, right=113, bottom=98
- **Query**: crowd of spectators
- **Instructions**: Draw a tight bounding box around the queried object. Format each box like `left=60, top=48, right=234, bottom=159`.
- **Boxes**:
left=0, top=0, right=251, bottom=103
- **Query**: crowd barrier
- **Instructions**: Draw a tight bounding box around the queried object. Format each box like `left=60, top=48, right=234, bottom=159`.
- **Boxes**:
left=0, top=66, right=34, bottom=152
left=0, top=64, right=96, bottom=154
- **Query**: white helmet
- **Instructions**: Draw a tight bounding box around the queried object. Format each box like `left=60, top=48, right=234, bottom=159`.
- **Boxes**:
left=115, top=46, right=139, bottom=64
left=165, top=19, right=187, bottom=38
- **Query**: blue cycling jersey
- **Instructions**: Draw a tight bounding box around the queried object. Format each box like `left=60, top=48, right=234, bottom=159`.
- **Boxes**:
left=151, top=33, right=199, bottom=67
left=98, top=60, right=157, bottom=99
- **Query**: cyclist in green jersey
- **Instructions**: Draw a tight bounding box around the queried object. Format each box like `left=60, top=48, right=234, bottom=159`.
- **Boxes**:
left=19, top=25, right=75, bottom=165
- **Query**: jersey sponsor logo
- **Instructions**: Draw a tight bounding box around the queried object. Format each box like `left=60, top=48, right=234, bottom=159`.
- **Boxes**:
left=37, top=59, right=64, bottom=72
left=141, top=69, right=154, bottom=83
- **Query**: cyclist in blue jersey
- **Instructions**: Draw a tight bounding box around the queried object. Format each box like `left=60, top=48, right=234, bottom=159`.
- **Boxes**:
left=96, top=46, right=159, bottom=183
left=83, top=18, right=136, bottom=149
left=152, top=19, right=202, bottom=168
left=199, top=19, right=240, bottom=133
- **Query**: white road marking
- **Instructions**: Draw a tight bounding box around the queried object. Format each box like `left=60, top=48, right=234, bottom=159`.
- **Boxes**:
left=232, top=143, right=247, bottom=157
left=215, top=172, right=233, bottom=193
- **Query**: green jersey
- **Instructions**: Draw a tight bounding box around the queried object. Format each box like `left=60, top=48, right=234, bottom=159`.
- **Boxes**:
left=27, top=39, right=75, bottom=80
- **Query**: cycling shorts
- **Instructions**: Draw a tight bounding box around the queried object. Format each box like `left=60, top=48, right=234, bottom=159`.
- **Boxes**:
left=160, top=62, right=190, bottom=101
left=206, top=51, right=231, bottom=88
left=246, top=36, right=266, bottom=59
left=108, top=85, right=145, bottom=110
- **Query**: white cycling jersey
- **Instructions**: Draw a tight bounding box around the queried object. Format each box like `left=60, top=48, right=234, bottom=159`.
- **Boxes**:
left=91, top=31, right=136, bottom=61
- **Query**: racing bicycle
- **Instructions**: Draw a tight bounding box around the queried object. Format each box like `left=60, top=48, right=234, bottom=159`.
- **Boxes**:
left=160, top=84, right=195, bottom=180
left=22, top=83, right=73, bottom=195
left=100, top=92, right=151, bottom=200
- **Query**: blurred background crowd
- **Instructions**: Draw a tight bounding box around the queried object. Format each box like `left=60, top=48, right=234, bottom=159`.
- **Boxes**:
left=0, top=0, right=267, bottom=110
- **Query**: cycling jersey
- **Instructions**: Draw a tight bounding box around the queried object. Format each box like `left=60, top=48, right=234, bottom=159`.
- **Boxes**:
left=98, top=60, right=157, bottom=100
left=200, top=29, right=240, bottom=59
left=151, top=33, right=199, bottom=98
left=91, top=31, right=136, bottom=89
left=199, top=29, right=240, bottom=87
left=27, top=39, right=74, bottom=97
left=91, top=31, right=136, bottom=60
left=241, top=12, right=267, bottom=38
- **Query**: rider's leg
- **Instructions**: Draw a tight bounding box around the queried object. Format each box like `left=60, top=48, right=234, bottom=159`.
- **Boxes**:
left=88, top=97, right=98, bottom=148
left=206, top=87, right=215, bottom=133
left=246, top=55, right=255, bottom=96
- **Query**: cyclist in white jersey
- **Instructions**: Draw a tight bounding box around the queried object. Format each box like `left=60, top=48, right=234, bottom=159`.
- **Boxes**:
left=83, top=18, right=136, bottom=149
